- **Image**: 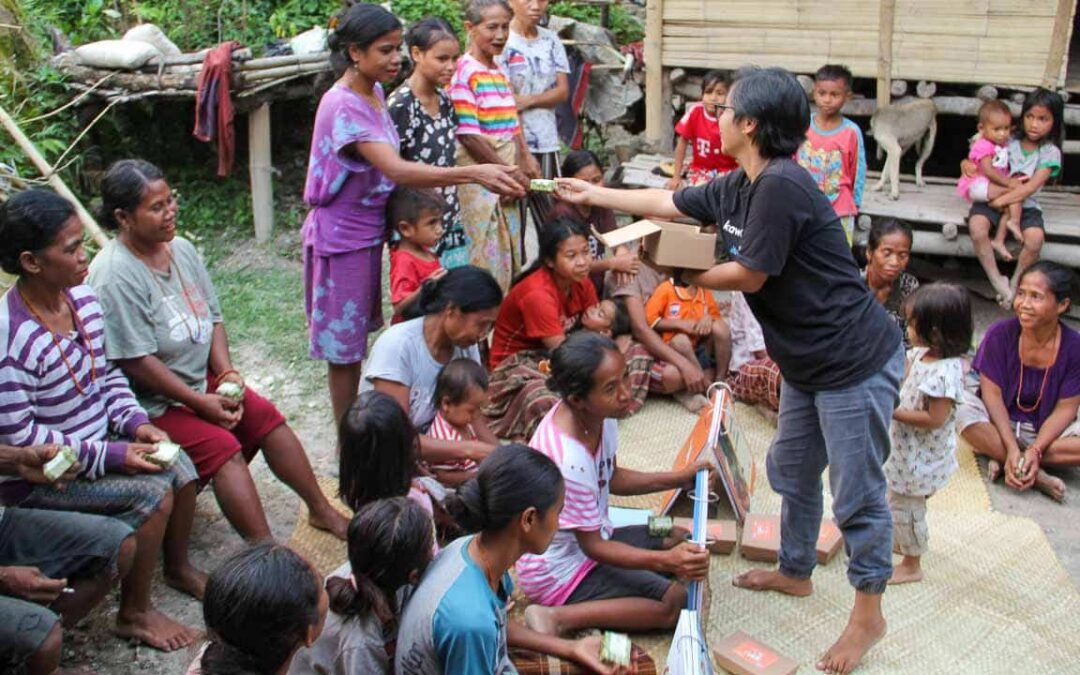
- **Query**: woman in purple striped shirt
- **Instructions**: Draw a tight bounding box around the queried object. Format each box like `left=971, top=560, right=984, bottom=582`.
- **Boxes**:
left=0, top=190, right=202, bottom=652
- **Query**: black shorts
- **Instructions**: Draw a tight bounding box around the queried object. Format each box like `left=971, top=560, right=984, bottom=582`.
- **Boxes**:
left=565, top=526, right=674, bottom=604
left=968, top=202, right=1044, bottom=231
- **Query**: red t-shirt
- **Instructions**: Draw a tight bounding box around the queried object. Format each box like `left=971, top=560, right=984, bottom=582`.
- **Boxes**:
left=675, top=103, right=738, bottom=174
left=488, top=267, right=599, bottom=368
left=390, top=247, right=443, bottom=324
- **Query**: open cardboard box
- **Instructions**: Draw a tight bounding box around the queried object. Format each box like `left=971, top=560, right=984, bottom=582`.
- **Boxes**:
left=593, top=219, right=718, bottom=270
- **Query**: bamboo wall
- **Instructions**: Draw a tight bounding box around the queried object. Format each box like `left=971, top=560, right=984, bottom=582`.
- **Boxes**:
left=657, top=0, right=1074, bottom=88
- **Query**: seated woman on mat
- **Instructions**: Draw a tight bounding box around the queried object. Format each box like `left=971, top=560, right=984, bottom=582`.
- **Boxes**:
left=516, top=332, right=710, bottom=634
left=862, top=218, right=919, bottom=345
left=959, top=261, right=1080, bottom=503
left=361, top=266, right=502, bottom=475
left=485, top=218, right=650, bottom=440
left=0, top=190, right=201, bottom=651
left=396, top=444, right=620, bottom=674
left=87, top=159, right=347, bottom=542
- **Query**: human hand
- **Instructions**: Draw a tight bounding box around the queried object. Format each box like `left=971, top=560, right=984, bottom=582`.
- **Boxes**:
left=554, top=177, right=598, bottom=206
left=122, top=443, right=163, bottom=475
left=1008, top=176, right=1029, bottom=188
left=218, top=370, right=245, bottom=390
left=195, top=393, right=243, bottom=430
left=665, top=176, right=682, bottom=191
left=515, top=94, right=534, bottom=112
left=471, top=164, right=527, bottom=198
left=682, top=457, right=716, bottom=490
left=959, top=159, right=979, bottom=178
left=1004, top=444, right=1034, bottom=490
left=609, top=252, right=640, bottom=276
left=693, top=316, right=714, bottom=336
left=521, top=154, right=542, bottom=180
left=16, top=445, right=80, bottom=486
left=665, top=540, right=710, bottom=580
left=677, top=359, right=708, bottom=394
left=569, top=635, right=625, bottom=674
left=133, top=423, right=170, bottom=444
left=0, top=566, right=66, bottom=603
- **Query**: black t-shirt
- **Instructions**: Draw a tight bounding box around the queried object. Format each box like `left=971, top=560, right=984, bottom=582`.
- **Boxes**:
left=673, top=158, right=900, bottom=391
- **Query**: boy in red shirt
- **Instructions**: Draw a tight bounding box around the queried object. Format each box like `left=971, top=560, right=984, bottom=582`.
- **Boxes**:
left=645, top=277, right=731, bottom=380
left=796, top=64, right=867, bottom=245
left=667, top=70, right=739, bottom=189
left=388, top=187, right=448, bottom=323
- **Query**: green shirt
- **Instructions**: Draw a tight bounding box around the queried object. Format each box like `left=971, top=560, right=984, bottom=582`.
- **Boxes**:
left=88, top=237, right=222, bottom=418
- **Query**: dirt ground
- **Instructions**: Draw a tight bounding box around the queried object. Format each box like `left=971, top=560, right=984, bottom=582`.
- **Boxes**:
left=59, top=258, right=1080, bottom=673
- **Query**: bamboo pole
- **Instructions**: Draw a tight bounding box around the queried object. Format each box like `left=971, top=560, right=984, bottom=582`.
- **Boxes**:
left=644, top=0, right=664, bottom=146
left=876, top=0, right=896, bottom=108
left=248, top=103, right=274, bottom=243
left=0, top=104, right=107, bottom=246
left=1042, top=0, right=1075, bottom=87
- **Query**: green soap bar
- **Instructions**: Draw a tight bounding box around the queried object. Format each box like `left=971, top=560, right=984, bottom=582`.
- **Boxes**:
left=600, top=631, right=631, bottom=666
left=530, top=178, right=557, bottom=192
left=43, top=445, right=78, bottom=482
left=216, top=381, right=245, bottom=401
left=147, top=441, right=181, bottom=468
left=648, top=515, right=673, bottom=538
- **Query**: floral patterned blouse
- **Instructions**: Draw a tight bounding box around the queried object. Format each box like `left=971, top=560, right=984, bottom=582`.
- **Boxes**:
left=387, top=83, right=468, bottom=269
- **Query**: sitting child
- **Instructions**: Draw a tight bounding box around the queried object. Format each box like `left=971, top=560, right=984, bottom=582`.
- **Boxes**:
left=955, top=100, right=1023, bottom=262
left=291, top=498, right=434, bottom=674
left=388, top=187, right=449, bottom=323
left=188, top=542, right=324, bottom=674
left=886, top=283, right=971, bottom=585
left=727, top=291, right=782, bottom=420
left=427, top=358, right=489, bottom=486
left=645, top=276, right=731, bottom=379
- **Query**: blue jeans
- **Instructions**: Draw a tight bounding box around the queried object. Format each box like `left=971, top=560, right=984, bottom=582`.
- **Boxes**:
left=766, top=344, right=904, bottom=594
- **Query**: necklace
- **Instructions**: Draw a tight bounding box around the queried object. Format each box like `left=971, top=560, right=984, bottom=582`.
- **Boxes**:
left=126, top=241, right=205, bottom=344
left=1016, top=326, right=1060, bottom=413
left=18, top=287, right=98, bottom=395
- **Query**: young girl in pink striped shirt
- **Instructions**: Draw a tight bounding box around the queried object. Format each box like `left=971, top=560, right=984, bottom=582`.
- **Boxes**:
left=426, top=358, right=491, bottom=486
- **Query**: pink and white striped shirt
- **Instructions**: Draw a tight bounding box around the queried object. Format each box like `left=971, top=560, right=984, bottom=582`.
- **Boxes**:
left=515, top=403, right=618, bottom=606
left=425, top=412, right=478, bottom=473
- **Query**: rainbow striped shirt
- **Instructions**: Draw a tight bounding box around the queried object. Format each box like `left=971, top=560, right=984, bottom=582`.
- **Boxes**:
left=450, top=53, right=520, bottom=140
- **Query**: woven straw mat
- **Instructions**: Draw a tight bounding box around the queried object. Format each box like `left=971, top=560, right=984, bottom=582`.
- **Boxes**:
left=288, top=476, right=349, bottom=577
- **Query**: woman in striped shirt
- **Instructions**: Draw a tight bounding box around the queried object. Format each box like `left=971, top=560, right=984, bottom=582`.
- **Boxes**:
left=0, top=189, right=201, bottom=652
left=452, top=0, right=538, bottom=291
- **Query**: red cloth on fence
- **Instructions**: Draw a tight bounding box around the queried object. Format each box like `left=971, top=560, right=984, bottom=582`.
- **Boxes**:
left=193, top=41, right=242, bottom=176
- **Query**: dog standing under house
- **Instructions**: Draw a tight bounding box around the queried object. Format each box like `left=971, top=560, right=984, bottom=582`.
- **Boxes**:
left=870, top=98, right=938, bottom=200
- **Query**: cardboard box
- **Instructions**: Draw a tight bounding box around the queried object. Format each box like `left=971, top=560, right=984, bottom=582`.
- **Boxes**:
left=674, top=517, right=738, bottom=555
left=740, top=514, right=781, bottom=562
left=593, top=219, right=718, bottom=270
left=816, top=519, right=844, bottom=564
left=713, top=631, right=799, bottom=675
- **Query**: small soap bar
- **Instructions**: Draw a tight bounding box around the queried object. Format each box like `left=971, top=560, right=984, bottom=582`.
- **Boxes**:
left=43, top=445, right=78, bottom=482
left=713, top=631, right=798, bottom=675
left=648, top=515, right=674, bottom=538
left=147, top=441, right=182, bottom=468
left=529, top=178, right=557, bottom=192
left=216, top=381, right=245, bottom=401
left=600, top=631, right=631, bottom=667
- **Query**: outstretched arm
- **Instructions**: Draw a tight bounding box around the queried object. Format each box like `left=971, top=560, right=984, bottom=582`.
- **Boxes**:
left=556, top=178, right=684, bottom=220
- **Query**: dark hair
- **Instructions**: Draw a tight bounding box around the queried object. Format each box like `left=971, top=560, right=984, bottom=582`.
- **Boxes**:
left=405, top=16, right=457, bottom=51
left=200, top=543, right=321, bottom=675
left=814, top=64, right=853, bottom=90
left=328, top=3, right=403, bottom=78
left=701, top=69, right=732, bottom=93
left=1018, top=260, right=1075, bottom=303
left=977, top=99, right=1012, bottom=125
left=96, top=159, right=165, bottom=231
left=560, top=149, right=603, bottom=179
left=610, top=297, right=631, bottom=337
left=511, top=217, right=590, bottom=287
left=433, top=357, right=489, bottom=409
left=464, top=0, right=512, bottom=24
left=338, top=390, right=418, bottom=512
left=867, top=218, right=913, bottom=251
left=547, top=331, right=620, bottom=399
left=0, top=189, right=76, bottom=275
left=905, top=283, right=973, bottom=359
left=728, top=66, right=810, bottom=158
left=444, top=443, right=563, bottom=532
left=1018, top=88, right=1065, bottom=149
left=415, top=265, right=503, bottom=315
left=387, top=186, right=448, bottom=234
left=327, top=498, right=433, bottom=621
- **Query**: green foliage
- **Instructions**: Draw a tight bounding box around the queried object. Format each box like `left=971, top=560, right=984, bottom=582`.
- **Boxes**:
left=549, top=1, right=643, bottom=44
left=390, top=0, right=465, bottom=39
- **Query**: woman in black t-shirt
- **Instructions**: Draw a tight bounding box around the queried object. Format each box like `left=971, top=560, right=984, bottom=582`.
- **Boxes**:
left=556, top=66, right=902, bottom=675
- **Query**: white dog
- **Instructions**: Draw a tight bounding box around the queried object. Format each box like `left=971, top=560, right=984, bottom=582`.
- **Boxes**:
left=870, top=98, right=937, bottom=200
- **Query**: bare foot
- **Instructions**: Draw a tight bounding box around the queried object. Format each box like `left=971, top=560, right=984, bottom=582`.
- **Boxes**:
left=674, top=391, right=709, bottom=414
left=164, top=564, right=208, bottom=601
left=1007, top=221, right=1024, bottom=242
left=732, top=569, right=813, bottom=597
left=115, top=609, right=199, bottom=652
left=987, top=459, right=1002, bottom=482
left=523, top=604, right=561, bottom=636
left=309, top=507, right=349, bottom=540
left=988, top=275, right=1013, bottom=307
left=990, top=241, right=1014, bottom=262
left=816, top=614, right=887, bottom=674
left=1034, top=470, right=1066, bottom=503
left=887, top=556, right=923, bottom=585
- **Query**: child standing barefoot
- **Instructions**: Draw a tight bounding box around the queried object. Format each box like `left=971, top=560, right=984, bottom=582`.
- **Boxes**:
left=886, top=284, right=972, bottom=585
left=388, top=187, right=449, bottom=323
left=667, top=70, right=738, bottom=189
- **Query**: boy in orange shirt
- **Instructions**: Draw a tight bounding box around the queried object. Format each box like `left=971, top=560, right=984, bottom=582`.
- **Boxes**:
left=646, top=277, right=731, bottom=381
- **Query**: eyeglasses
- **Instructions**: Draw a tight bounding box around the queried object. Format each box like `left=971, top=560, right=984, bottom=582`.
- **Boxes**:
left=714, top=103, right=735, bottom=113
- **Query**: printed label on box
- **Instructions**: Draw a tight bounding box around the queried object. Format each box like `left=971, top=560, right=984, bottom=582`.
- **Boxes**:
left=733, top=641, right=779, bottom=669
